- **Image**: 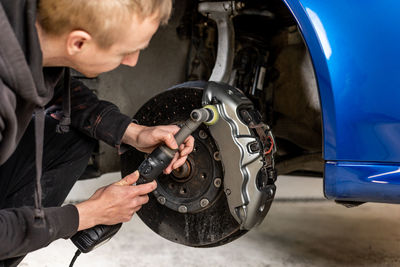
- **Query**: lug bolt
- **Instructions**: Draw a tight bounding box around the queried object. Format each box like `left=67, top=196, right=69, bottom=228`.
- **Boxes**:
left=200, top=198, right=209, bottom=208
left=199, top=130, right=208, bottom=139
left=157, top=196, right=166, bottom=205
left=214, top=178, right=222, bottom=188
left=225, top=188, right=231, bottom=195
left=178, top=205, right=188, bottom=213
left=213, top=151, right=221, bottom=161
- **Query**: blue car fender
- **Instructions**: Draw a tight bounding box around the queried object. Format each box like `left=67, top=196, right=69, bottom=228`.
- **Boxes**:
left=283, top=0, right=400, bottom=203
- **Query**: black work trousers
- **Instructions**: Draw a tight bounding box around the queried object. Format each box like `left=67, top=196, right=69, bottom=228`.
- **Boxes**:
left=0, top=115, right=96, bottom=266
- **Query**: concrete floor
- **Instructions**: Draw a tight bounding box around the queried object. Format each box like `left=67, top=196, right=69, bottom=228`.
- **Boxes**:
left=21, top=175, right=400, bottom=267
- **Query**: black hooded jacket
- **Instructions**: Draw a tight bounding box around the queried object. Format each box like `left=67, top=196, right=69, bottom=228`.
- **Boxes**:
left=0, top=0, right=132, bottom=262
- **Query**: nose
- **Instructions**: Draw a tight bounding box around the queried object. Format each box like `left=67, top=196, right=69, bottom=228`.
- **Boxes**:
left=122, top=51, right=140, bottom=67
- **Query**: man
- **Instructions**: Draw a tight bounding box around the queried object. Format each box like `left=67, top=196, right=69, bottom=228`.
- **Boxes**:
left=0, top=0, right=193, bottom=265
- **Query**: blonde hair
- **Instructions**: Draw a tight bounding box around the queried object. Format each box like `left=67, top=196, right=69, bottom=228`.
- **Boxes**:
left=37, top=0, right=172, bottom=48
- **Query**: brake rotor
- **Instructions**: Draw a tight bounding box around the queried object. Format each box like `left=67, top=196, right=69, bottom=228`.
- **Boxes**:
left=120, top=88, right=246, bottom=247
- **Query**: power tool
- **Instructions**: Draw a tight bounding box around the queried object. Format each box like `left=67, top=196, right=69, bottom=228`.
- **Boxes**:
left=69, top=105, right=219, bottom=266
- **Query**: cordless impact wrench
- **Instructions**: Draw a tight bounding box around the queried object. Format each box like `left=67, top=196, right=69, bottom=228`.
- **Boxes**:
left=69, top=106, right=219, bottom=263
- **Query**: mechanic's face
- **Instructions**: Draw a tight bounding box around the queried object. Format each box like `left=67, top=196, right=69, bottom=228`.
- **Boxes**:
left=70, top=14, right=160, bottom=77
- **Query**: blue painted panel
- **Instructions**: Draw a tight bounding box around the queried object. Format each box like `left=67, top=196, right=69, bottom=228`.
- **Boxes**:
left=281, top=1, right=400, bottom=202
left=283, top=0, right=400, bottom=162
left=325, top=161, right=400, bottom=203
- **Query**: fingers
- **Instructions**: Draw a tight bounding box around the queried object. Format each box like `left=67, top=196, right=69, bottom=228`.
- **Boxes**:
left=180, top=136, right=195, bottom=157
left=163, top=135, right=194, bottom=174
left=85, top=173, right=157, bottom=226
left=115, top=171, right=156, bottom=196
left=152, top=125, right=180, bottom=150
left=172, top=155, right=188, bottom=170
left=115, top=170, right=139, bottom=186
left=164, top=153, right=189, bottom=174
left=164, top=153, right=179, bottom=174
left=161, top=125, right=181, bottom=135
left=163, top=132, right=178, bottom=150
left=132, top=194, right=149, bottom=207
left=131, top=180, right=157, bottom=196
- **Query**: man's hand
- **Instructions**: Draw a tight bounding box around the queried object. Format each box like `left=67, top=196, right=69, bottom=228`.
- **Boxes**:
left=75, top=171, right=156, bottom=231
left=121, top=123, right=194, bottom=174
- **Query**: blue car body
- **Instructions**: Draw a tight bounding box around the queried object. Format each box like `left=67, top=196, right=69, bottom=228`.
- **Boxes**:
left=283, top=0, right=400, bottom=203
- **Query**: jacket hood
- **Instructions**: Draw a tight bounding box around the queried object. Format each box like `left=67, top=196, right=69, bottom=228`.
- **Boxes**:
left=0, top=0, right=54, bottom=106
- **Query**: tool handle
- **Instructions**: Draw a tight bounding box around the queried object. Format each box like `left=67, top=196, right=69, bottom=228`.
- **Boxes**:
left=138, top=107, right=216, bottom=182
left=174, top=119, right=202, bottom=146
left=71, top=223, right=122, bottom=253
left=138, top=119, right=202, bottom=181
left=161, top=106, right=215, bottom=155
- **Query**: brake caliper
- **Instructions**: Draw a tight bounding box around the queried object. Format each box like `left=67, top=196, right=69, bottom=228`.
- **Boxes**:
left=202, top=82, right=277, bottom=230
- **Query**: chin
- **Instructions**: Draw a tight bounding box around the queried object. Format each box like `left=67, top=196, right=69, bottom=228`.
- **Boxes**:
left=84, top=73, right=100, bottom=78
left=72, top=65, right=115, bottom=78
left=75, top=70, right=99, bottom=78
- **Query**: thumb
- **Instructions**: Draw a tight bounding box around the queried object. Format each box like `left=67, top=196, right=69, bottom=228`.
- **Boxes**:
left=115, top=170, right=139, bottom=186
left=163, top=132, right=178, bottom=150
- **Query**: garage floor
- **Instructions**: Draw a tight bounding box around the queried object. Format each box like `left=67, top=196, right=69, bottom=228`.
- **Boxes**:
left=21, top=175, right=400, bottom=267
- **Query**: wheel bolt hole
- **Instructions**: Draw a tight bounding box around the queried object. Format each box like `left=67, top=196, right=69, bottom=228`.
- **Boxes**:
left=200, top=173, right=207, bottom=179
left=179, top=187, right=187, bottom=195
left=169, top=183, right=175, bottom=189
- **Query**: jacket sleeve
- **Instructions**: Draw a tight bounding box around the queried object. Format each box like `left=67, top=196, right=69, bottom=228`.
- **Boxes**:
left=52, top=77, right=132, bottom=148
left=0, top=205, right=78, bottom=260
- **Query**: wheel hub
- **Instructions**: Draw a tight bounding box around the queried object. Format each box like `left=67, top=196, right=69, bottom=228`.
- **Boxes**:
left=153, top=126, right=223, bottom=213
left=171, top=160, right=192, bottom=181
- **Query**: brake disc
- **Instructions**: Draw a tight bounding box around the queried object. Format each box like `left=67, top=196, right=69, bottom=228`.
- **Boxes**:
left=120, top=88, right=246, bottom=247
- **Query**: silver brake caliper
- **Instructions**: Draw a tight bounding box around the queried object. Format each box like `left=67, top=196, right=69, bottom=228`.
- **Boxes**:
left=202, top=82, right=277, bottom=230
left=199, top=1, right=276, bottom=230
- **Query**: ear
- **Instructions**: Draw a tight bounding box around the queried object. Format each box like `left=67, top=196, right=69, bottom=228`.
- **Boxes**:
left=66, top=30, right=92, bottom=56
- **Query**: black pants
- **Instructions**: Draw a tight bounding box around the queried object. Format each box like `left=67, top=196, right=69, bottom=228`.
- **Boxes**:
left=0, top=116, right=96, bottom=266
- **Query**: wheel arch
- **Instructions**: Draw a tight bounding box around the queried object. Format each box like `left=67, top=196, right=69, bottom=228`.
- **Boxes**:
left=281, top=0, right=336, bottom=160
